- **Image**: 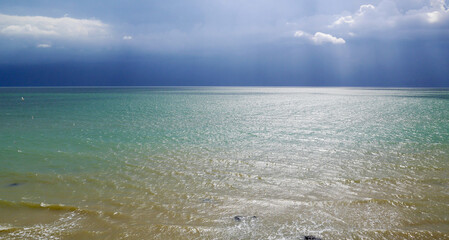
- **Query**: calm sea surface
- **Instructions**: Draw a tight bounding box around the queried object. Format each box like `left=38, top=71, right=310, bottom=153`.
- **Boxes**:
left=0, top=87, right=448, bottom=239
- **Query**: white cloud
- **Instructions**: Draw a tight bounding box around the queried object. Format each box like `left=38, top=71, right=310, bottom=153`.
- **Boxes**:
left=123, top=35, right=133, bottom=40
left=332, top=16, right=354, bottom=27
left=359, top=4, right=376, bottom=14
left=329, top=0, right=449, bottom=35
left=36, top=43, right=51, bottom=48
left=312, top=32, right=346, bottom=45
left=294, top=30, right=345, bottom=45
left=431, top=0, right=448, bottom=10
left=0, top=13, right=109, bottom=40
left=330, top=4, right=375, bottom=27
left=427, top=10, right=444, bottom=23
left=293, top=30, right=305, bottom=38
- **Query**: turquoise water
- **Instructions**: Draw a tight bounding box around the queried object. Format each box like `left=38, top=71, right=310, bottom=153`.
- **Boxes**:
left=0, top=87, right=448, bottom=239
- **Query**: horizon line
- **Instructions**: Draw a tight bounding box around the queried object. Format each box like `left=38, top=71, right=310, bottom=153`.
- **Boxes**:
left=1, top=86, right=449, bottom=89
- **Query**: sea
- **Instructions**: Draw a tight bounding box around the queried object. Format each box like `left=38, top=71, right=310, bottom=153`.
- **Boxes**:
left=0, top=87, right=448, bottom=239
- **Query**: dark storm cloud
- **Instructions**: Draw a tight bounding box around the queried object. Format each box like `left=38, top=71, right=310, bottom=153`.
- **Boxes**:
left=0, top=0, right=448, bottom=86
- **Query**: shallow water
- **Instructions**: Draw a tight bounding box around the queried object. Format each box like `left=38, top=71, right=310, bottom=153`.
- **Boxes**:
left=0, top=87, right=448, bottom=239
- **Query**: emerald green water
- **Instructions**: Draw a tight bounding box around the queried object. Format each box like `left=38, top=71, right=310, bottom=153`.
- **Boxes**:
left=0, top=87, right=448, bottom=239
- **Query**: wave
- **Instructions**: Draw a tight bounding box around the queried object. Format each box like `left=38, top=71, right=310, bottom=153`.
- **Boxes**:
left=0, top=226, right=21, bottom=233
left=341, top=176, right=449, bottom=185
left=343, top=198, right=418, bottom=208
left=0, top=199, right=125, bottom=219
left=0, top=211, right=83, bottom=240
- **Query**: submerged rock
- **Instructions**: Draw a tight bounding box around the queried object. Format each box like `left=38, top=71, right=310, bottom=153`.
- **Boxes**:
left=201, top=198, right=213, bottom=203
left=233, top=215, right=257, bottom=222
left=304, top=235, right=322, bottom=240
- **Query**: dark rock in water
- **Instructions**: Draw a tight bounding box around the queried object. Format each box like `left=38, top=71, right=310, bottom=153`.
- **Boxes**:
left=304, top=236, right=322, bottom=240
left=233, top=215, right=258, bottom=222
left=8, top=183, right=21, bottom=187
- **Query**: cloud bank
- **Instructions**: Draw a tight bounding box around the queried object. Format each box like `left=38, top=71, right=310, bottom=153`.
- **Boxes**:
left=292, top=0, right=449, bottom=43
left=329, top=0, right=449, bottom=37
left=1, top=0, right=449, bottom=51
left=0, top=13, right=109, bottom=40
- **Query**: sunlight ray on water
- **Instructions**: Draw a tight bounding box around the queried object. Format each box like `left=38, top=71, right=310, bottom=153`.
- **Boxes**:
left=0, top=87, right=448, bottom=239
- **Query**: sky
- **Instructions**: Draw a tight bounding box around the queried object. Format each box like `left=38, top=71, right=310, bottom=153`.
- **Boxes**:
left=0, top=0, right=449, bottom=86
